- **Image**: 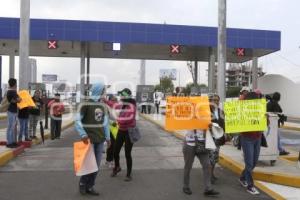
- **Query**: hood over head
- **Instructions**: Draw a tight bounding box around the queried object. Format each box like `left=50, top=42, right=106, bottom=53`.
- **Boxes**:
left=90, top=82, right=105, bottom=101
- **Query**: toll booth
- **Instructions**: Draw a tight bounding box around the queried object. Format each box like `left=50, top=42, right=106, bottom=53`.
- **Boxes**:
left=259, top=113, right=279, bottom=166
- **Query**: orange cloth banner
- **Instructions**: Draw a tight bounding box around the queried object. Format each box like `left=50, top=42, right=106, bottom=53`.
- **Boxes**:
left=17, top=90, right=36, bottom=109
left=73, top=141, right=98, bottom=176
left=165, top=96, right=211, bottom=131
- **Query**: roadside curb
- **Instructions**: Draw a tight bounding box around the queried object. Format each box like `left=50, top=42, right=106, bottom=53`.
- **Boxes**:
left=0, top=121, right=74, bottom=167
left=254, top=181, right=286, bottom=200
left=282, top=125, right=300, bottom=132
left=141, top=114, right=296, bottom=199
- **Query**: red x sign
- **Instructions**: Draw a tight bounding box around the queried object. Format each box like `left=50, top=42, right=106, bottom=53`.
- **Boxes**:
left=170, top=45, right=180, bottom=54
left=236, top=48, right=245, bottom=57
left=48, top=40, right=58, bottom=49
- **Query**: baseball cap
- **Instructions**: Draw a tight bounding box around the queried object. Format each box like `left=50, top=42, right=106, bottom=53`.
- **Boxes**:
left=240, top=86, right=250, bottom=93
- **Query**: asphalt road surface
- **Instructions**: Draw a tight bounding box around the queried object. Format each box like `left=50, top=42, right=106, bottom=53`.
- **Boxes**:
left=0, top=118, right=272, bottom=200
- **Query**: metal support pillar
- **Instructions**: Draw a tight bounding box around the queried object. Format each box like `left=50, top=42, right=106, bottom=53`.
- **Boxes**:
left=9, top=55, right=15, bottom=78
left=217, top=0, right=227, bottom=102
left=80, top=42, right=86, bottom=102
left=208, top=48, right=216, bottom=93
left=252, top=57, right=258, bottom=90
left=140, top=60, right=146, bottom=85
left=86, top=43, right=90, bottom=86
left=194, top=60, right=198, bottom=85
left=19, top=0, right=30, bottom=90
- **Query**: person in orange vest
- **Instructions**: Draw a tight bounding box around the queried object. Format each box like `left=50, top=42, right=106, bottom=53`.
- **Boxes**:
left=48, top=93, right=65, bottom=140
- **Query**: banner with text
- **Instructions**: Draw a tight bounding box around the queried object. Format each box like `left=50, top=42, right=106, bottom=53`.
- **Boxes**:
left=165, top=96, right=211, bottom=131
left=224, top=99, right=267, bottom=134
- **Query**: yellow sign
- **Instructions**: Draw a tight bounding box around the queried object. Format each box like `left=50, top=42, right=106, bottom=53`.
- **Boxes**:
left=165, top=96, right=211, bottom=131
left=224, top=99, right=267, bottom=134
left=17, top=90, right=36, bottom=109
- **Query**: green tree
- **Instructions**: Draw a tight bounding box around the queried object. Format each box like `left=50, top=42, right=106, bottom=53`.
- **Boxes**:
left=226, top=87, right=241, bottom=98
left=182, top=83, right=208, bottom=95
left=154, top=77, right=174, bottom=94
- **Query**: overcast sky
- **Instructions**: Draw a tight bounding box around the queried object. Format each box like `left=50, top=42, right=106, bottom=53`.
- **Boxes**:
left=1, top=0, right=300, bottom=92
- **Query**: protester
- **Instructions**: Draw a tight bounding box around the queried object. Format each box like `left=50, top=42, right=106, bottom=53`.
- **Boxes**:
left=153, top=89, right=161, bottom=114
left=6, top=78, right=21, bottom=148
left=48, top=93, right=65, bottom=140
left=104, top=95, right=118, bottom=168
left=266, top=92, right=289, bottom=155
left=111, top=88, right=136, bottom=182
left=209, top=94, right=225, bottom=184
left=29, top=90, right=43, bottom=139
left=239, top=86, right=250, bottom=100
left=18, top=106, right=31, bottom=142
left=182, top=92, right=219, bottom=197
left=75, top=83, right=111, bottom=196
left=233, top=86, right=251, bottom=150
left=239, top=91, right=264, bottom=195
left=141, top=103, right=147, bottom=114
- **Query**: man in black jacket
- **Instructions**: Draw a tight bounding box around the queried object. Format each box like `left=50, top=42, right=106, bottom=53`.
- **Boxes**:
left=267, top=92, right=289, bottom=155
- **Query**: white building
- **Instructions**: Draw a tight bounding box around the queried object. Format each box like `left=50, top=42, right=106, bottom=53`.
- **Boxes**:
left=258, top=74, right=300, bottom=118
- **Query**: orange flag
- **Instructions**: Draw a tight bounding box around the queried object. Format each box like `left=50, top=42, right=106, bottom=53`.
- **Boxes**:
left=73, top=141, right=98, bottom=176
left=17, top=90, right=36, bottom=109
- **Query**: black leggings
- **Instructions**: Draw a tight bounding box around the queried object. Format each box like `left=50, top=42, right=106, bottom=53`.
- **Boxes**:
left=106, top=132, right=115, bottom=162
left=114, top=130, right=133, bottom=176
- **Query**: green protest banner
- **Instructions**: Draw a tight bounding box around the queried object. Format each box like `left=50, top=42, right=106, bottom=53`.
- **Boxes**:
left=224, top=99, right=267, bottom=134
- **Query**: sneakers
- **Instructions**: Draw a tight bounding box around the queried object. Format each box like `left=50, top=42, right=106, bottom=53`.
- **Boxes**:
left=204, top=189, right=220, bottom=196
left=246, top=186, right=260, bottom=195
left=106, top=161, right=114, bottom=169
left=183, top=187, right=192, bottom=195
left=111, top=167, right=121, bottom=177
left=86, top=188, right=100, bottom=196
left=79, top=183, right=86, bottom=195
left=239, top=178, right=248, bottom=188
left=124, top=175, right=132, bottom=182
left=6, top=143, right=19, bottom=148
left=279, top=151, right=290, bottom=156
left=79, top=183, right=99, bottom=196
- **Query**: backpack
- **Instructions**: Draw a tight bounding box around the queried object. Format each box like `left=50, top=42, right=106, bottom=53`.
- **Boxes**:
left=0, top=93, right=9, bottom=112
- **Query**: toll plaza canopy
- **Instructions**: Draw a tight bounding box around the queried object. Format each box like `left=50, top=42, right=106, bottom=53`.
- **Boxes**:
left=0, top=17, right=281, bottom=62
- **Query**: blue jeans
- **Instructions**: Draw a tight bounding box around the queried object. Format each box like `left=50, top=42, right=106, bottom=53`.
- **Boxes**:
left=18, top=118, right=29, bottom=141
left=240, top=135, right=261, bottom=187
left=6, top=111, right=17, bottom=145
left=80, top=142, right=104, bottom=190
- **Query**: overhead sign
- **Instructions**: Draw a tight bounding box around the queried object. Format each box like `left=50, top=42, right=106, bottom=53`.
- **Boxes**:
left=159, top=69, right=177, bottom=80
left=28, top=82, right=46, bottom=91
left=42, top=74, right=57, bottom=82
left=165, top=96, right=211, bottom=131
left=136, top=85, right=155, bottom=103
left=48, top=40, right=58, bottom=49
left=170, top=44, right=180, bottom=54
left=224, top=99, right=267, bottom=134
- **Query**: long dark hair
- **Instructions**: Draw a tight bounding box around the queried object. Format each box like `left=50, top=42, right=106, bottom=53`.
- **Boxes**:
left=245, top=92, right=260, bottom=100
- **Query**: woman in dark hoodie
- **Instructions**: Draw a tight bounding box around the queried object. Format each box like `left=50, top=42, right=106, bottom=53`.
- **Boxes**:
left=111, top=88, right=137, bottom=182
